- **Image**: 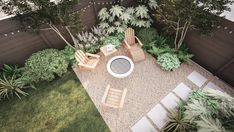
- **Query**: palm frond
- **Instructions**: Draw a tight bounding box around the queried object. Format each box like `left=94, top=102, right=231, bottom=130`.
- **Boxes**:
left=195, top=116, right=226, bottom=132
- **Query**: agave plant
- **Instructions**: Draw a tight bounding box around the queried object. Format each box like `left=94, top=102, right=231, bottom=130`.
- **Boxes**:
left=163, top=102, right=192, bottom=132
left=0, top=74, right=29, bottom=99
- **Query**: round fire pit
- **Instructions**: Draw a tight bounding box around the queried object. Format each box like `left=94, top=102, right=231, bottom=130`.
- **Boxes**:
left=107, top=56, right=134, bottom=78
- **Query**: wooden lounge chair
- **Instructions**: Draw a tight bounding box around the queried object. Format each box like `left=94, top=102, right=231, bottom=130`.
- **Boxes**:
left=123, top=28, right=145, bottom=62
left=75, top=50, right=100, bottom=70
left=101, top=84, right=127, bottom=109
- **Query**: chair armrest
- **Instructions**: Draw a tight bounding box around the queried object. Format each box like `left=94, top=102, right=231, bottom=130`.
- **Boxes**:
left=85, top=53, right=100, bottom=58
left=124, top=39, right=131, bottom=49
left=135, top=36, right=143, bottom=47
left=78, top=63, right=95, bottom=69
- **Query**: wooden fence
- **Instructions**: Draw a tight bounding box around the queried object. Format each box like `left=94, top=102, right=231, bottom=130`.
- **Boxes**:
left=0, top=0, right=233, bottom=87
left=185, top=19, right=234, bottom=87
left=0, top=0, right=135, bottom=66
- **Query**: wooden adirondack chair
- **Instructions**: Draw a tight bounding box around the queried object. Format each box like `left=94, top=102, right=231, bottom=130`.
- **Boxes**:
left=75, top=50, right=100, bottom=70
left=123, top=28, right=145, bottom=62
left=101, top=84, right=127, bottom=109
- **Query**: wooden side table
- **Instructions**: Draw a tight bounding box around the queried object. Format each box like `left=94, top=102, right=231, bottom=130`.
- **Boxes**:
left=100, top=45, right=117, bottom=60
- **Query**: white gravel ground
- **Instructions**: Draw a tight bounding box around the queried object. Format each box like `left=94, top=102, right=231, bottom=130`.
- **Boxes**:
left=73, top=47, right=234, bottom=132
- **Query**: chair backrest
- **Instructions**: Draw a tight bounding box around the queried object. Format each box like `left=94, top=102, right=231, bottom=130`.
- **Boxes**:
left=125, top=28, right=135, bottom=46
left=75, top=50, right=89, bottom=64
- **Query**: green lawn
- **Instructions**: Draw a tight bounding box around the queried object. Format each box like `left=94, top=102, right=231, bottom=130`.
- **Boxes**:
left=0, top=70, right=110, bottom=132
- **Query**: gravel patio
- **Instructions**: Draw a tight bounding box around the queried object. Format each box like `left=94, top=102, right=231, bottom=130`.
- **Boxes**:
left=73, top=47, right=234, bottom=132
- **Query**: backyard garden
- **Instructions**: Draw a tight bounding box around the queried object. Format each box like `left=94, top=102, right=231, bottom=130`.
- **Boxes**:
left=0, top=0, right=234, bottom=132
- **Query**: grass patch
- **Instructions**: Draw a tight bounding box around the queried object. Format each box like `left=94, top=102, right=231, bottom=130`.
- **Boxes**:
left=0, top=70, right=110, bottom=132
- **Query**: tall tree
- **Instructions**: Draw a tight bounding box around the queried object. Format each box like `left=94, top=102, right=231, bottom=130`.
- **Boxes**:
left=145, top=0, right=233, bottom=50
left=0, top=0, right=82, bottom=49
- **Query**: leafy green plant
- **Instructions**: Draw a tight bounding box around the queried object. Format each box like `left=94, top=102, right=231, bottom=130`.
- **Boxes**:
left=157, top=53, right=181, bottom=71
left=0, top=74, right=29, bottom=99
left=22, top=49, right=68, bottom=83
left=102, top=36, right=121, bottom=48
left=163, top=102, right=192, bottom=132
left=147, top=0, right=233, bottom=50
left=164, top=89, right=234, bottom=131
left=206, top=89, right=234, bottom=118
left=98, top=5, right=152, bottom=34
left=189, top=89, right=219, bottom=112
left=76, top=31, right=100, bottom=53
left=135, top=28, right=158, bottom=45
left=195, top=116, right=226, bottom=132
left=62, top=46, right=76, bottom=65
left=75, top=26, right=109, bottom=53
left=1, top=0, right=82, bottom=49
left=1, top=64, right=23, bottom=79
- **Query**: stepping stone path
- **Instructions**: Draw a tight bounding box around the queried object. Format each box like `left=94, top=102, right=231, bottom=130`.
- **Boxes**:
left=131, top=83, right=193, bottom=131
left=130, top=71, right=217, bottom=131
left=204, top=82, right=223, bottom=92
left=147, top=104, right=169, bottom=129
left=161, top=92, right=180, bottom=111
left=187, top=71, right=207, bottom=87
left=173, top=83, right=192, bottom=101
left=131, top=116, right=158, bottom=132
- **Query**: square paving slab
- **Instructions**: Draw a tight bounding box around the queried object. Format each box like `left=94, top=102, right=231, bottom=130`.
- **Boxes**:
left=161, top=92, right=181, bottom=111
left=131, top=116, right=157, bottom=132
left=204, top=82, right=224, bottom=92
left=173, top=83, right=192, bottom=101
left=147, top=104, right=169, bottom=129
left=187, top=71, right=208, bottom=87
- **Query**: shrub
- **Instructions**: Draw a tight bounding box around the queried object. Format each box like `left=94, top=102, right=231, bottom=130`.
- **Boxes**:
left=103, top=36, right=121, bottom=48
left=177, top=45, right=194, bottom=63
left=136, top=27, right=158, bottom=45
left=184, top=89, right=233, bottom=131
left=62, top=46, right=76, bottom=65
left=22, top=49, right=68, bottom=83
left=157, top=53, right=181, bottom=71
left=1, top=64, right=24, bottom=79
left=0, top=74, right=29, bottom=99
